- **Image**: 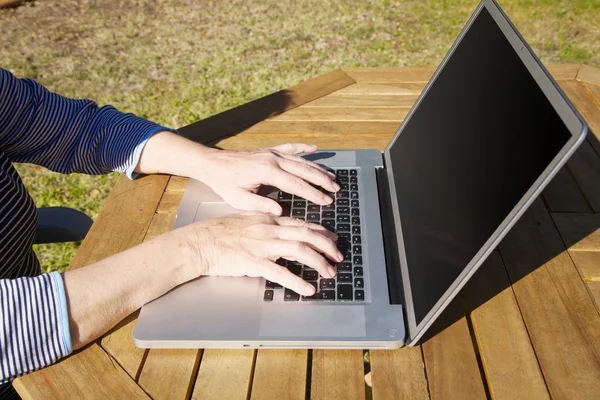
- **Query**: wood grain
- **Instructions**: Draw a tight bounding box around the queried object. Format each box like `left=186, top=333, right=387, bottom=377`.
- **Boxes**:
left=240, top=120, right=400, bottom=136
left=267, top=107, right=409, bottom=121
left=342, top=67, right=435, bottom=83
left=304, top=94, right=419, bottom=108
left=467, top=252, right=549, bottom=400
left=138, top=349, right=202, bottom=400
left=552, top=213, right=600, bottom=251
left=560, top=80, right=600, bottom=155
left=311, top=350, right=365, bottom=400
left=567, top=251, right=600, bottom=280
left=192, top=350, right=254, bottom=400
left=547, top=64, right=581, bottom=81
left=499, top=199, right=600, bottom=399
left=587, top=282, right=600, bottom=313
left=421, top=298, right=486, bottom=400
left=582, top=82, right=600, bottom=108
left=542, top=166, right=591, bottom=212
left=370, top=347, right=429, bottom=400
left=577, top=65, right=600, bottom=86
left=178, top=69, right=355, bottom=145
left=250, top=350, right=307, bottom=400
left=13, top=344, right=149, bottom=400
left=335, top=82, right=426, bottom=95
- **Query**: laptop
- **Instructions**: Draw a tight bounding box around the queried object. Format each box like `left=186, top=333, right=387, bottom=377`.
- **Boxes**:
left=134, top=0, right=588, bottom=349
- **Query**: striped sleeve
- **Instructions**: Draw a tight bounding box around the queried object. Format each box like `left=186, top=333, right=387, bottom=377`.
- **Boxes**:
left=0, top=68, right=177, bottom=179
left=0, top=272, right=71, bottom=384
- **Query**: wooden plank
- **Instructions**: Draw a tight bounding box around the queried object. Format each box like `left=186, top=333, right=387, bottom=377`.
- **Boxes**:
left=304, top=94, right=419, bottom=108
left=587, top=282, right=600, bottom=313
left=165, top=176, right=188, bottom=192
left=499, top=199, right=600, bottom=399
left=421, top=297, right=487, bottom=400
left=335, top=82, right=426, bottom=95
left=566, top=251, right=600, bottom=280
left=341, top=64, right=579, bottom=83
left=250, top=350, right=307, bottom=400
left=369, top=347, right=429, bottom=400
left=138, top=349, right=202, bottom=400
left=268, top=107, right=409, bottom=121
left=577, top=65, right=600, bottom=86
left=215, top=133, right=392, bottom=152
left=542, top=165, right=591, bottom=212
left=552, top=213, right=600, bottom=251
left=241, top=121, right=400, bottom=135
left=155, top=191, right=182, bottom=214
left=467, top=252, right=550, bottom=400
left=68, top=174, right=170, bottom=269
left=178, top=69, right=355, bottom=145
left=547, top=64, right=581, bottom=81
left=192, top=350, right=254, bottom=400
left=582, top=82, right=600, bottom=108
left=311, top=350, right=365, bottom=400
left=100, top=211, right=177, bottom=379
left=566, top=141, right=600, bottom=212
left=342, top=67, right=435, bottom=83
left=560, top=80, right=600, bottom=156
left=13, top=344, right=149, bottom=400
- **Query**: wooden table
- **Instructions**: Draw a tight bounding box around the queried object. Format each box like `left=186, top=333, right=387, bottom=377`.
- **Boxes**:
left=14, top=64, right=600, bottom=399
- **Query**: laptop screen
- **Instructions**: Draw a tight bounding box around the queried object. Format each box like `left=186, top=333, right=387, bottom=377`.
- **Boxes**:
left=387, top=6, right=572, bottom=328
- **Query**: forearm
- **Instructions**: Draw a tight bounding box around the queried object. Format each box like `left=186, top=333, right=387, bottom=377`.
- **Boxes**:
left=135, top=130, right=216, bottom=178
left=62, top=230, right=198, bottom=350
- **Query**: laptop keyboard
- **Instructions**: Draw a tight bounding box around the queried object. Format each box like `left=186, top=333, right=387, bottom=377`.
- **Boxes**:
left=264, top=168, right=365, bottom=302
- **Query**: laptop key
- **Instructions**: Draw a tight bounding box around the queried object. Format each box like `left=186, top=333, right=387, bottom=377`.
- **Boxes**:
left=341, top=183, right=349, bottom=190
left=352, top=217, right=360, bottom=225
left=303, top=270, right=319, bottom=281
left=337, top=199, right=350, bottom=206
left=307, top=205, right=320, bottom=213
left=264, top=290, right=274, bottom=301
left=338, top=224, right=351, bottom=232
left=337, top=285, right=353, bottom=301
left=302, top=290, right=335, bottom=301
left=293, top=200, right=306, bottom=208
left=284, top=289, right=300, bottom=302
left=354, top=256, right=363, bottom=265
left=320, top=279, right=336, bottom=289
left=352, top=235, right=361, bottom=244
left=355, top=278, right=364, bottom=288
left=338, top=207, right=350, bottom=214
left=351, top=192, right=359, bottom=199
left=337, top=170, right=349, bottom=176
left=338, top=262, right=352, bottom=271
left=352, top=226, right=361, bottom=234
left=350, top=184, right=358, bottom=191
left=355, top=290, right=364, bottom=301
left=350, top=176, right=358, bottom=183
left=292, top=209, right=305, bottom=217
left=350, top=169, right=357, bottom=176
left=307, top=213, right=320, bottom=222
left=278, top=192, right=292, bottom=201
left=288, top=264, right=302, bottom=276
left=339, top=191, right=349, bottom=198
left=322, top=219, right=335, bottom=229
left=339, top=233, right=351, bottom=241
left=281, top=203, right=291, bottom=217
left=343, top=252, right=352, bottom=262
left=337, top=215, right=350, bottom=223
left=322, top=211, right=335, bottom=219
left=351, top=199, right=359, bottom=207
left=337, top=273, right=353, bottom=284
left=351, top=208, right=359, bottom=216
left=323, top=203, right=335, bottom=211
left=354, top=267, right=364, bottom=277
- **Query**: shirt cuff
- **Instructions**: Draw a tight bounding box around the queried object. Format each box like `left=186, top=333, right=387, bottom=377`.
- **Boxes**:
left=49, top=272, right=73, bottom=355
left=125, top=126, right=180, bottom=180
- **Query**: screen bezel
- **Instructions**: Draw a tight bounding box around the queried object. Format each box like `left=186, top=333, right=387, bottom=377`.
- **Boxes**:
left=383, top=0, right=588, bottom=345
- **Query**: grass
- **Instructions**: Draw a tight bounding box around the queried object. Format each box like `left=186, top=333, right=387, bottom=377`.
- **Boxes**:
left=1, top=0, right=598, bottom=272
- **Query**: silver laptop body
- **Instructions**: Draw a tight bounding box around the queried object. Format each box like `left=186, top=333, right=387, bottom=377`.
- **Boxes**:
left=134, top=0, right=588, bottom=349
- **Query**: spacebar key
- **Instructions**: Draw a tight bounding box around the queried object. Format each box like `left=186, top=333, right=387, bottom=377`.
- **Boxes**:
left=302, top=290, right=335, bottom=301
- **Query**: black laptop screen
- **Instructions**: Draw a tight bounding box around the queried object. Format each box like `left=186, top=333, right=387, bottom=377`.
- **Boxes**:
left=388, top=7, right=571, bottom=327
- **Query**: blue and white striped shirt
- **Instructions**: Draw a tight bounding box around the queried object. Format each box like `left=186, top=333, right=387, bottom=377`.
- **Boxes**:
left=0, top=67, right=175, bottom=398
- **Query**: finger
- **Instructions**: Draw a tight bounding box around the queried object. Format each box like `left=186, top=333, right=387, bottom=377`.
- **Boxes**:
left=268, top=170, right=333, bottom=206
left=271, top=143, right=318, bottom=155
left=278, top=158, right=339, bottom=193
left=258, top=259, right=316, bottom=296
left=220, top=188, right=282, bottom=215
left=269, top=239, right=337, bottom=279
left=273, top=226, right=343, bottom=263
left=275, top=217, right=338, bottom=241
left=279, top=152, right=336, bottom=180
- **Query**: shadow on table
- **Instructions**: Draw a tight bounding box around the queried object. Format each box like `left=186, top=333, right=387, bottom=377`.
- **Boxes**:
left=421, top=133, right=600, bottom=344
left=177, top=89, right=295, bottom=147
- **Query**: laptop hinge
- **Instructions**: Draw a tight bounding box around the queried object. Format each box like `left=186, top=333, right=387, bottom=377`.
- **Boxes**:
left=375, top=164, right=405, bottom=306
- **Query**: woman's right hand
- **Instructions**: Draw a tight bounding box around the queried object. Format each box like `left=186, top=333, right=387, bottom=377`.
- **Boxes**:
left=176, top=212, right=343, bottom=296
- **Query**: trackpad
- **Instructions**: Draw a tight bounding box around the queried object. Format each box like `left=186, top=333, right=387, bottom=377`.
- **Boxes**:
left=258, top=306, right=366, bottom=337
left=194, top=202, right=239, bottom=221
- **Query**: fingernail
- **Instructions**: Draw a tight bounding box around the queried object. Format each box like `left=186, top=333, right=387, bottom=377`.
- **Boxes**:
left=304, top=284, right=316, bottom=296
left=328, top=266, right=337, bottom=277
left=333, top=182, right=341, bottom=191
left=324, top=196, right=333, bottom=204
left=337, top=252, right=344, bottom=261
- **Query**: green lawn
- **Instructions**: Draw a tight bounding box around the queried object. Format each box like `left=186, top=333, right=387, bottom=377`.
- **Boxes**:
left=2, top=0, right=598, bottom=272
